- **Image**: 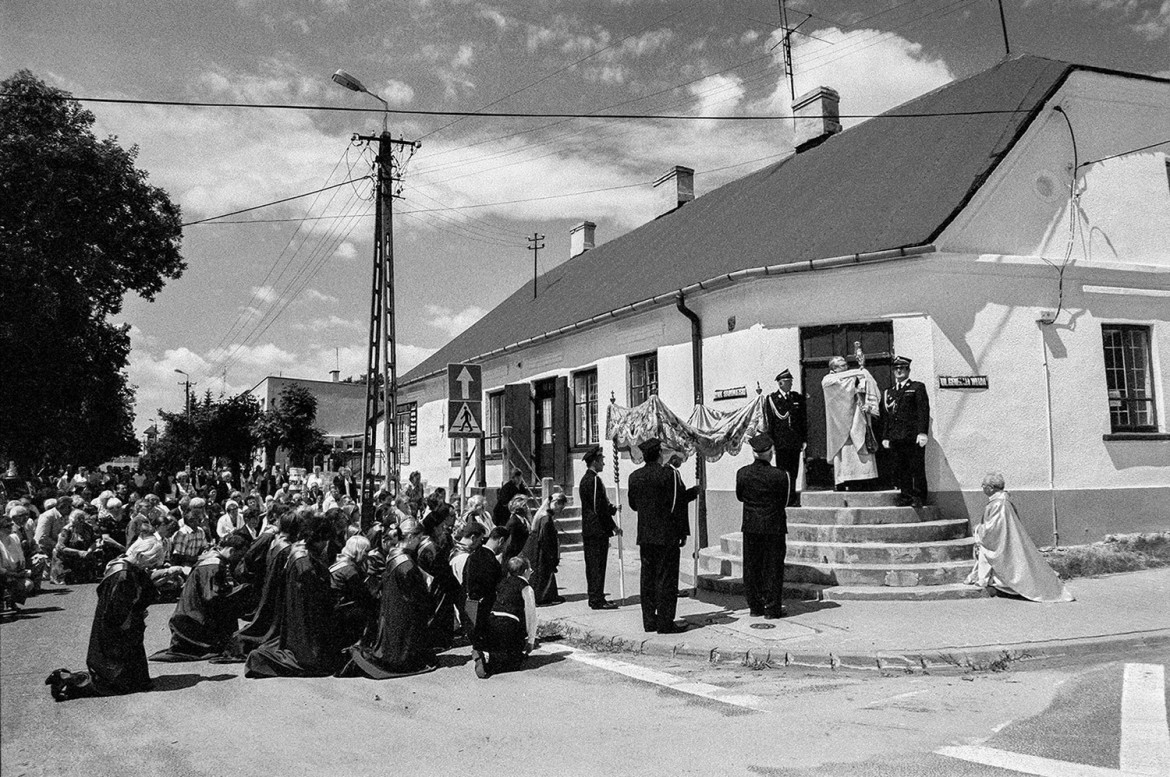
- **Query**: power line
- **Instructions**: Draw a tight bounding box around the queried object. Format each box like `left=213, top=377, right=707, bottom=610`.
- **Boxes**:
left=180, top=176, right=370, bottom=226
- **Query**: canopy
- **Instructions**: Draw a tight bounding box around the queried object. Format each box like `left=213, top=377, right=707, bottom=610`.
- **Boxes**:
left=605, top=394, right=767, bottom=464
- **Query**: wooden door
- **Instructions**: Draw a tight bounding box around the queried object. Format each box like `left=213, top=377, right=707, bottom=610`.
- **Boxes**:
left=800, top=322, right=895, bottom=490
left=533, top=378, right=557, bottom=479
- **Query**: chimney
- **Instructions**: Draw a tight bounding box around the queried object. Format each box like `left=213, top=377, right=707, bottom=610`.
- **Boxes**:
left=569, top=221, right=596, bottom=258
left=792, top=86, right=842, bottom=153
left=653, top=165, right=694, bottom=217
left=329, top=369, right=340, bottom=382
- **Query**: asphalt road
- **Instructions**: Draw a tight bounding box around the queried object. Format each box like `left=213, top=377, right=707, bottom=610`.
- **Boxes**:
left=2, top=583, right=1166, bottom=776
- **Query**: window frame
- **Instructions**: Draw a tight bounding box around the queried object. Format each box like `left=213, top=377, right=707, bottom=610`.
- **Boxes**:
left=572, top=368, right=599, bottom=448
left=628, top=352, right=659, bottom=407
left=484, top=390, right=504, bottom=458
left=1102, top=324, right=1158, bottom=433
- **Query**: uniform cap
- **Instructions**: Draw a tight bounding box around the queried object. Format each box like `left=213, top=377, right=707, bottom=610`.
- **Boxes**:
left=637, top=438, right=661, bottom=455
left=775, top=369, right=793, bottom=381
left=749, top=435, right=774, bottom=453
left=892, top=356, right=912, bottom=368
left=582, top=445, right=604, bottom=464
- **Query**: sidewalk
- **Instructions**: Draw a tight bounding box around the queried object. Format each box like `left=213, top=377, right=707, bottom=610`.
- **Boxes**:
left=538, top=550, right=1170, bottom=672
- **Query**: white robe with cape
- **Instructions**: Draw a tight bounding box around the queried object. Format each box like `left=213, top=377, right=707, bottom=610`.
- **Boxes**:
left=965, top=491, right=1074, bottom=602
left=821, top=368, right=880, bottom=484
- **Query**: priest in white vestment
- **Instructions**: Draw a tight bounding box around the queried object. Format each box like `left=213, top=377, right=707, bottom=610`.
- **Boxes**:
left=821, top=356, right=880, bottom=487
left=966, top=473, right=1074, bottom=602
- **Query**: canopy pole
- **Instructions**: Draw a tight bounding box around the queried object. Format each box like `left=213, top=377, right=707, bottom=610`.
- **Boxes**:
left=609, top=392, right=626, bottom=603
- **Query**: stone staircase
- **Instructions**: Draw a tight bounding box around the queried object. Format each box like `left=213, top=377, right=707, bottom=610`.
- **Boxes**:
left=685, top=490, right=985, bottom=601
left=553, top=505, right=583, bottom=553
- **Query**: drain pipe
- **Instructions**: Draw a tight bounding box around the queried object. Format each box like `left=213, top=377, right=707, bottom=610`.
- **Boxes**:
left=675, top=293, right=708, bottom=595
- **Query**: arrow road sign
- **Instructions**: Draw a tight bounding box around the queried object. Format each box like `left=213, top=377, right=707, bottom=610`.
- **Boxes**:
left=447, top=363, right=482, bottom=403
left=447, top=363, right=483, bottom=439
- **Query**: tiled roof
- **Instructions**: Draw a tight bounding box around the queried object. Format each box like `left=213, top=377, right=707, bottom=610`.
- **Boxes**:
left=403, top=55, right=1075, bottom=384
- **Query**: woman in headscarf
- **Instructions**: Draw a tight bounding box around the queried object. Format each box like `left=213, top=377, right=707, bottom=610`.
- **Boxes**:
left=329, top=535, right=373, bottom=650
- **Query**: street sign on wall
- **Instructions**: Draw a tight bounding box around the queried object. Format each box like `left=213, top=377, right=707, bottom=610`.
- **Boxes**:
left=447, top=363, right=483, bottom=438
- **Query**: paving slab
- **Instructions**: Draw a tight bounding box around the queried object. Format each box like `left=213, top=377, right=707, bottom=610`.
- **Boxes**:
left=543, top=548, right=1170, bottom=672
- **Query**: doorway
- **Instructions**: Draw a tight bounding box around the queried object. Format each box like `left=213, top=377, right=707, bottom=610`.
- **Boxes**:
left=533, top=378, right=557, bottom=479
left=800, top=322, right=896, bottom=490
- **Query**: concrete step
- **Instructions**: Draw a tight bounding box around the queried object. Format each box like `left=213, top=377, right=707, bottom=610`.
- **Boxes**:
left=686, top=574, right=988, bottom=601
left=785, top=559, right=974, bottom=587
left=799, top=490, right=907, bottom=508
left=560, top=542, right=583, bottom=553
left=787, top=505, right=942, bottom=525
left=788, top=537, right=976, bottom=565
left=554, top=516, right=582, bottom=530
left=788, top=518, right=970, bottom=544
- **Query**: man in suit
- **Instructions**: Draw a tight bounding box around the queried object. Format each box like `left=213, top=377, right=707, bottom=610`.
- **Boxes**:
left=666, top=453, right=698, bottom=547
left=881, top=355, right=931, bottom=507
left=627, top=438, right=688, bottom=634
left=578, top=445, right=620, bottom=610
left=763, top=369, right=806, bottom=506
left=735, top=435, right=790, bottom=618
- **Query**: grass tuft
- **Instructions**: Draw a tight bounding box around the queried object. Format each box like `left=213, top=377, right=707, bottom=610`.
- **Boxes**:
left=1043, top=531, right=1170, bottom=579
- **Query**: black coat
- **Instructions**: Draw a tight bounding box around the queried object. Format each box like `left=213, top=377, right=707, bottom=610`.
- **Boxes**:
left=579, top=469, right=618, bottom=539
left=492, top=480, right=530, bottom=527
left=86, top=559, right=156, bottom=694
left=735, top=459, right=789, bottom=536
left=628, top=462, right=678, bottom=547
left=764, top=390, right=807, bottom=451
left=667, top=466, right=696, bottom=541
left=152, top=554, right=240, bottom=661
left=882, top=380, right=930, bottom=441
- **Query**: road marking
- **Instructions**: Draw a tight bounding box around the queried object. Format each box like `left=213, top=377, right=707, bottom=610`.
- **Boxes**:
left=938, top=662, right=1170, bottom=776
left=1120, top=663, right=1170, bottom=775
left=935, top=746, right=1124, bottom=777
left=861, top=689, right=928, bottom=709
left=539, top=643, right=768, bottom=712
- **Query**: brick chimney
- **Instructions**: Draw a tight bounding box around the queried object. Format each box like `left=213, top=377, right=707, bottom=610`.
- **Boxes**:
left=653, top=165, right=694, bottom=217
left=792, top=86, right=841, bottom=153
left=569, top=221, right=596, bottom=258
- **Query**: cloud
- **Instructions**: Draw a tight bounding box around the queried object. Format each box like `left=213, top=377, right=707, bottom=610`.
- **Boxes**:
left=476, top=4, right=508, bottom=31
left=380, top=79, right=415, bottom=106
left=251, top=285, right=280, bottom=304
left=1025, top=0, right=1169, bottom=40
left=425, top=304, right=489, bottom=338
left=304, top=288, right=340, bottom=304
left=292, top=315, right=365, bottom=332
left=334, top=241, right=358, bottom=260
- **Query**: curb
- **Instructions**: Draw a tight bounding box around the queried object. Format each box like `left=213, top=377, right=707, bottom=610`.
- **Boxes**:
left=548, top=618, right=1170, bottom=674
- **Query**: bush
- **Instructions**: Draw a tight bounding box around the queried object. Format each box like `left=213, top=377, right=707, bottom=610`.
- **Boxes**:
left=1043, top=532, right=1170, bottom=579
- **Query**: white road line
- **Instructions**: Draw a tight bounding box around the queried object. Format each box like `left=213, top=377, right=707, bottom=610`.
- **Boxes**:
left=935, top=746, right=1125, bottom=777
left=539, top=643, right=768, bottom=712
left=1120, top=663, right=1170, bottom=776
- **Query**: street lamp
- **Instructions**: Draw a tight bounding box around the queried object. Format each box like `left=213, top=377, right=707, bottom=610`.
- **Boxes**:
left=332, top=69, right=388, bottom=133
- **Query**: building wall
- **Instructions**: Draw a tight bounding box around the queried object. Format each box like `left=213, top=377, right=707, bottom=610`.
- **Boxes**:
left=396, top=70, right=1170, bottom=546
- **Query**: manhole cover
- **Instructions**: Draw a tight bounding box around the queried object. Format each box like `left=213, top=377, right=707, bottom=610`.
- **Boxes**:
left=749, top=623, right=776, bottom=630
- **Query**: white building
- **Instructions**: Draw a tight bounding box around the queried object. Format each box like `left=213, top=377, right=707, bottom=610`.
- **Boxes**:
left=393, top=56, right=1170, bottom=548
left=249, top=373, right=368, bottom=471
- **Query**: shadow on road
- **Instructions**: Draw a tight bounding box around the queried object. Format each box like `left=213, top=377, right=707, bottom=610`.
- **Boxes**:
left=150, top=673, right=235, bottom=693
left=1, top=605, right=66, bottom=621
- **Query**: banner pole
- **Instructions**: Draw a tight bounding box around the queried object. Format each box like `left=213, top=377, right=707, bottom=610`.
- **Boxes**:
left=609, top=393, right=626, bottom=603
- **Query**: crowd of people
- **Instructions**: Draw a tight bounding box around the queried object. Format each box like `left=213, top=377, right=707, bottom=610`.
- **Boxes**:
left=0, top=460, right=578, bottom=701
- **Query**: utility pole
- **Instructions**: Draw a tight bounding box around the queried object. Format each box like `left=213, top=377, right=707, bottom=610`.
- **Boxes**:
left=995, top=0, right=1011, bottom=57
left=174, top=369, right=195, bottom=477
left=779, top=0, right=795, bottom=102
left=356, top=130, right=420, bottom=522
left=527, top=233, right=545, bottom=299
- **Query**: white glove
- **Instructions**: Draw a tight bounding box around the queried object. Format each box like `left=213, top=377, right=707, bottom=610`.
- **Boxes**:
left=916, top=434, right=928, bottom=448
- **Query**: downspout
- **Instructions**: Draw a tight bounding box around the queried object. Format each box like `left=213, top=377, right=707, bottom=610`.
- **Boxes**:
left=675, top=293, right=708, bottom=555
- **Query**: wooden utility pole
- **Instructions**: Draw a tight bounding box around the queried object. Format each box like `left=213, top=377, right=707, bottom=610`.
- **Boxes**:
left=527, top=233, right=545, bottom=299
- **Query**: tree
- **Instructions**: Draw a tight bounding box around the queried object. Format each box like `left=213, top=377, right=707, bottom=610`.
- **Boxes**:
left=0, top=70, right=184, bottom=470
left=253, top=385, right=330, bottom=468
left=142, top=392, right=261, bottom=476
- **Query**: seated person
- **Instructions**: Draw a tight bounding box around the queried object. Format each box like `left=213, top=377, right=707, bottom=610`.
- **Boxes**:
left=1, top=506, right=38, bottom=609
left=478, top=556, right=537, bottom=679
left=966, top=473, right=1074, bottom=602
left=54, top=508, right=102, bottom=584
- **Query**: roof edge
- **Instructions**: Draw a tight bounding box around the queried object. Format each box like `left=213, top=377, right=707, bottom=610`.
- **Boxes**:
left=398, top=243, right=936, bottom=390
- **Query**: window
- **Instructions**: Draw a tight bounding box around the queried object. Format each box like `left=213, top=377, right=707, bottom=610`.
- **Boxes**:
left=573, top=370, right=599, bottom=446
left=485, top=391, right=504, bottom=455
left=1103, top=325, right=1158, bottom=432
left=628, top=352, right=658, bottom=406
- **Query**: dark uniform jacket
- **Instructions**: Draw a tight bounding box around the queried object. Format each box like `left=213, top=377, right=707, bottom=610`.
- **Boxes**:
left=578, top=469, right=618, bottom=539
left=628, top=463, right=678, bottom=547
left=735, top=460, right=789, bottom=536
left=882, top=380, right=930, bottom=442
left=764, top=390, right=807, bottom=451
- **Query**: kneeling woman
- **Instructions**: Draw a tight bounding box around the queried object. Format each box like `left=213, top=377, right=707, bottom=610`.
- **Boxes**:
left=45, top=545, right=158, bottom=701
left=478, top=556, right=537, bottom=678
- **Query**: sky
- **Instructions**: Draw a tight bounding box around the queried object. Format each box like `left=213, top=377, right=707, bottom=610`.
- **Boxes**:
left=3, top=0, right=1168, bottom=438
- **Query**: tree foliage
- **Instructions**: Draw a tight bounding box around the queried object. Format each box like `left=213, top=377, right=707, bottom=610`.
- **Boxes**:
left=142, top=391, right=262, bottom=476
left=0, top=70, right=184, bottom=469
left=256, top=385, right=330, bottom=468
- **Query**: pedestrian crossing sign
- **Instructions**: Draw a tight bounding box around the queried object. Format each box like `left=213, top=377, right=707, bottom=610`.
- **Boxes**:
left=448, top=401, right=483, bottom=438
